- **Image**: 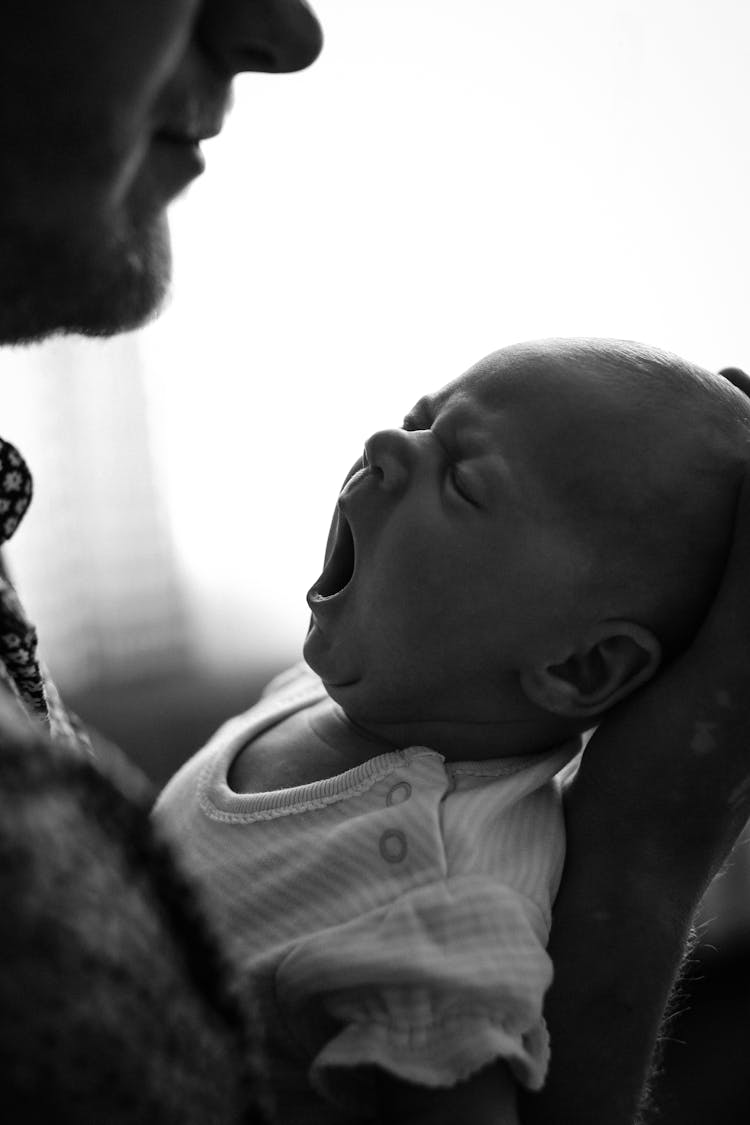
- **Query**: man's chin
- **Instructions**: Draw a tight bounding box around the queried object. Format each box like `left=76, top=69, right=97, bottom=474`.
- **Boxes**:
left=0, top=212, right=172, bottom=345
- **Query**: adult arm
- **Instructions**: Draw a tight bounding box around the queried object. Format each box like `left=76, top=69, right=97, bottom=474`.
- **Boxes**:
left=0, top=692, right=249, bottom=1122
left=519, top=460, right=750, bottom=1125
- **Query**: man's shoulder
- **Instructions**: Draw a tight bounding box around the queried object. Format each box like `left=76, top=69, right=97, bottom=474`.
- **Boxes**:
left=0, top=682, right=44, bottom=760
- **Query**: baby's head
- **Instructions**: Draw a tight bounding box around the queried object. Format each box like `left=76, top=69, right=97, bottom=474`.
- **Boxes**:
left=306, top=339, right=750, bottom=753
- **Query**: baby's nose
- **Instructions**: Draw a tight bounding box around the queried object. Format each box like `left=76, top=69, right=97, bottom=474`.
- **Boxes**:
left=363, top=428, right=415, bottom=492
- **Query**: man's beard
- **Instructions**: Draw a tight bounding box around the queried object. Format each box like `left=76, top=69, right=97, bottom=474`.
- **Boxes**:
left=0, top=210, right=172, bottom=345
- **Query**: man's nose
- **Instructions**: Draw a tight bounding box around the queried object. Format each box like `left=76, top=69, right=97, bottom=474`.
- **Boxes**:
left=198, top=0, right=323, bottom=76
left=363, top=429, right=421, bottom=493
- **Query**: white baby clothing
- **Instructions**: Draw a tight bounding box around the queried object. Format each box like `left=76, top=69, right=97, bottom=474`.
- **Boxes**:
left=154, top=665, right=580, bottom=1123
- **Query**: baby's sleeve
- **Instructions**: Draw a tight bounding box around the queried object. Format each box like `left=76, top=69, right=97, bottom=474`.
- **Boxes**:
left=276, top=875, right=552, bottom=1109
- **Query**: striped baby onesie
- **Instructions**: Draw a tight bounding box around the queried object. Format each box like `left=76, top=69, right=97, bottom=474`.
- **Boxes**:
left=154, top=665, right=580, bottom=1123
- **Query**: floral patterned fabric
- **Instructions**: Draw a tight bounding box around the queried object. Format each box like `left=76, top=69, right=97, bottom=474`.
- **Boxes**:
left=0, top=437, right=92, bottom=757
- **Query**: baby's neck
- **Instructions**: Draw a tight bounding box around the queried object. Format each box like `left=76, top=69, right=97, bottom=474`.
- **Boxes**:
left=332, top=700, right=579, bottom=762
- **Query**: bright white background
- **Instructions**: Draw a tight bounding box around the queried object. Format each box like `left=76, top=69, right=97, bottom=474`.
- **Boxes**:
left=1, top=0, right=750, bottom=687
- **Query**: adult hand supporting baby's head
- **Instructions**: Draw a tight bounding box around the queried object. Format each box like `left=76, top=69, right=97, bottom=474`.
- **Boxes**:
left=719, top=366, right=750, bottom=398
left=573, top=444, right=750, bottom=884
left=528, top=447, right=750, bottom=1125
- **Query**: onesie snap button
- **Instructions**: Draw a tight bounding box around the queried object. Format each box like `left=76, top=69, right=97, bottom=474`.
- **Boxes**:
left=386, top=781, right=412, bottom=807
left=379, top=830, right=408, bottom=864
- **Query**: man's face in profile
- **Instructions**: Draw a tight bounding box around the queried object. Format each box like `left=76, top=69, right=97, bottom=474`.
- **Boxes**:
left=0, top=0, right=321, bottom=344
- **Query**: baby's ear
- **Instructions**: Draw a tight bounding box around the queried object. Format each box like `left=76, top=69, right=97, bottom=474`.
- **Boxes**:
left=519, top=622, right=662, bottom=719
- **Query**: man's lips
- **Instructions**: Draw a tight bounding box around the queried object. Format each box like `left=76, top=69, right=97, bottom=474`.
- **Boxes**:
left=154, top=122, right=222, bottom=147
left=153, top=93, right=229, bottom=164
left=153, top=132, right=207, bottom=156
left=152, top=118, right=221, bottom=174
left=156, top=85, right=232, bottom=146
left=149, top=134, right=207, bottom=193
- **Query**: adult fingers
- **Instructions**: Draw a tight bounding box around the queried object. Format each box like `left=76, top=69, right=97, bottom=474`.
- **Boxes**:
left=719, top=365, right=750, bottom=399
left=692, top=457, right=750, bottom=658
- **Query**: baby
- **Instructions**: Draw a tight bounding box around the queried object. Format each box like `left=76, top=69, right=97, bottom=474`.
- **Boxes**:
left=154, top=338, right=750, bottom=1125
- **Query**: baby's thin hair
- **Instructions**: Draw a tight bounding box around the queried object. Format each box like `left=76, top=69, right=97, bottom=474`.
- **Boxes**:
left=546, top=337, right=750, bottom=423
left=534, top=338, right=750, bottom=657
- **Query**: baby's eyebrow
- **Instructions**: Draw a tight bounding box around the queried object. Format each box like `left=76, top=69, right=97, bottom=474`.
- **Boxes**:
left=401, top=396, right=434, bottom=430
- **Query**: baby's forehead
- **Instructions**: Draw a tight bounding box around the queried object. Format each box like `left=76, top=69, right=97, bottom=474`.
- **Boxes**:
left=420, top=348, right=605, bottom=424
left=426, top=341, right=716, bottom=432
left=420, top=349, right=711, bottom=482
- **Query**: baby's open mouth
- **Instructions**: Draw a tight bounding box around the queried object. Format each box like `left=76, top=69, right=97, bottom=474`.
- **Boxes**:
left=311, top=509, right=356, bottom=600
